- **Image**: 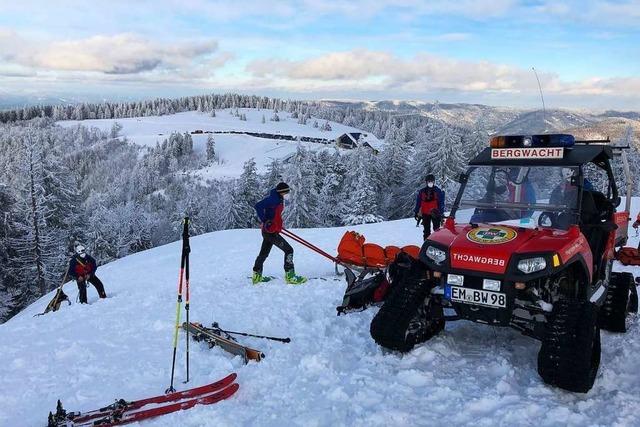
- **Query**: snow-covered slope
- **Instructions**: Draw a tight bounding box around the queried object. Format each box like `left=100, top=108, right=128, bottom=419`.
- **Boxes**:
left=58, top=109, right=381, bottom=179
left=2, top=214, right=640, bottom=426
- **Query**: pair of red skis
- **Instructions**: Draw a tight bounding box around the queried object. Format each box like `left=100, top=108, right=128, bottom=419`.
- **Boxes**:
left=48, top=373, right=238, bottom=426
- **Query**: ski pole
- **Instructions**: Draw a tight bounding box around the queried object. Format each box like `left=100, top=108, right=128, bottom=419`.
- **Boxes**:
left=183, top=217, right=191, bottom=384
left=166, top=218, right=188, bottom=394
left=212, top=322, right=291, bottom=343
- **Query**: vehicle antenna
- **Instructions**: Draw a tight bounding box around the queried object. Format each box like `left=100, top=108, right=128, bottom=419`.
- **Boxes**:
left=532, top=67, right=547, bottom=132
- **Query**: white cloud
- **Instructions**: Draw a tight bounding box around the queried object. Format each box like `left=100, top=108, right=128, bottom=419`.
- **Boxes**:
left=0, top=30, right=222, bottom=75
left=245, top=49, right=640, bottom=102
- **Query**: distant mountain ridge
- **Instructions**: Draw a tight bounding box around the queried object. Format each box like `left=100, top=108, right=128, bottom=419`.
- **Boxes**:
left=319, top=99, right=640, bottom=143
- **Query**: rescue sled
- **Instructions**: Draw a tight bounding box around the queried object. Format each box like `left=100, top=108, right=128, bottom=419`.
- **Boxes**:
left=335, top=231, right=421, bottom=314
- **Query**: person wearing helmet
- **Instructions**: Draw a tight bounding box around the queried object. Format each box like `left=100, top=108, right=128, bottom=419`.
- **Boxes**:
left=414, top=174, right=445, bottom=240
left=252, top=182, right=307, bottom=285
left=67, top=242, right=107, bottom=304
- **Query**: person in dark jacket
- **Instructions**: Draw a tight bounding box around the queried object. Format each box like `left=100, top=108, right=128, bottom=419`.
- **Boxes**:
left=67, top=243, right=107, bottom=304
left=252, top=182, right=307, bottom=285
left=414, top=174, right=445, bottom=240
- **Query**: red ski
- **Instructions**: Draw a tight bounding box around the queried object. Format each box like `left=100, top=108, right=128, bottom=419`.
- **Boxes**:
left=73, top=383, right=239, bottom=426
left=49, top=373, right=237, bottom=426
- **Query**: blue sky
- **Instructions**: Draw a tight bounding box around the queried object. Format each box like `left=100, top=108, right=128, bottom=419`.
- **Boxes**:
left=0, top=0, right=639, bottom=109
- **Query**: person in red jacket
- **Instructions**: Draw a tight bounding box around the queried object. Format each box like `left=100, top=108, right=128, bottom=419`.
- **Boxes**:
left=252, top=182, right=307, bottom=285
left=67, top=243, right=107, bottom=304
left=414, top=174, right=445, bottom=240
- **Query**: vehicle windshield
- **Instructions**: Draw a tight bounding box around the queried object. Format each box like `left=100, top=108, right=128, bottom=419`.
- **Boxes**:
left=458, top=165, right=582, bottom=229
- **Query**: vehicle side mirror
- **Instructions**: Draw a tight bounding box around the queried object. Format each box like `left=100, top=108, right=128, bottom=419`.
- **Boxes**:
left=457, top=173, right=468, bottom=184
left=612, top=196, right=621, bottom=207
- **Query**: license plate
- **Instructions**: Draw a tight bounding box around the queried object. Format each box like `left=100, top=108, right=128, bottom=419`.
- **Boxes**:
left=447, top=286, right=506, bottom=309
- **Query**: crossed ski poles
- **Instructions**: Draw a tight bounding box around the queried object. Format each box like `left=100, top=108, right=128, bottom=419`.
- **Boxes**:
left=167, top=217, right=191, bottom=394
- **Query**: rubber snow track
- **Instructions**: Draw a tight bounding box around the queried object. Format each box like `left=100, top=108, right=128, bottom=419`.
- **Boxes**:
left=2, top=216, right=640, bottom=426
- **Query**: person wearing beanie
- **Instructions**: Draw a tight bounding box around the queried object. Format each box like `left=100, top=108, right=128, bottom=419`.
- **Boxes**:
left=414, top=174, right=445, bottom=240
left=252, top=182, right=307, bottom=285
left=67, top=242, right=107, bottom=303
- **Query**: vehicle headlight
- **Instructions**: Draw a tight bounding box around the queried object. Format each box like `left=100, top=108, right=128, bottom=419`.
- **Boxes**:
left=426, top=246, right=446, bottom=264
left=517, top=257, right=547, bottom=274
left=448, top=274, right=464, bottom=286
left=483, top=279, right=501, bottom=291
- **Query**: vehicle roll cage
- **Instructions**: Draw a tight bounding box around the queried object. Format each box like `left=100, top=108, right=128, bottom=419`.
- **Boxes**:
left=450, top=139, right=631, bottom=232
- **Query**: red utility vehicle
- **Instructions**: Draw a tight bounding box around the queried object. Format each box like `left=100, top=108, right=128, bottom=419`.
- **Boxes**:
left=370, top=134, right=637, bottom=393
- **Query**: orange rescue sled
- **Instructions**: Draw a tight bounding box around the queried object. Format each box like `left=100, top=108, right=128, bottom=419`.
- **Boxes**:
left=336, top=231, right=421, bottom=270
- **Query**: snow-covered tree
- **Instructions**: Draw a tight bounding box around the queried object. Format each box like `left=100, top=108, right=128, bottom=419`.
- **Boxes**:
left=228, top=159, right=261, bottom=228
left=380, top=122, right=411, bottom=219
left=206, top=135, right=216, bottom=162
left=110, top=122, right=123, bottom=139
left=283, top=145, right=319, bottom=227
left=320, top=121, right=332, bottom=131
left=341, top=147, right=384, bottom=225
left=263, top=159, right=283, bottom=192
left=10, top=131, right=66, bottom=306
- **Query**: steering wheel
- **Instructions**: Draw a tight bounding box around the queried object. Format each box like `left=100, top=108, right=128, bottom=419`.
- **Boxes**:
left=538, top=211, right=556, bottom=228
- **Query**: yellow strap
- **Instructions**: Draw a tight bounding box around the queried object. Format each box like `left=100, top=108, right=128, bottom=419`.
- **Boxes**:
left=172, top=300, right=182, bottom=348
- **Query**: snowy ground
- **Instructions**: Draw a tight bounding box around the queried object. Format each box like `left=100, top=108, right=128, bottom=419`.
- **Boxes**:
left=3, top=206, right=640, bottom=427
left=58, top=109, right=379, bottom=179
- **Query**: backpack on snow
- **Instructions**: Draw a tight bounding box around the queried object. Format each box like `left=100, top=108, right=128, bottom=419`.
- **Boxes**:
left=34, top=288, right=71, bottom=317
left=617, top=247, right=640, bottom=266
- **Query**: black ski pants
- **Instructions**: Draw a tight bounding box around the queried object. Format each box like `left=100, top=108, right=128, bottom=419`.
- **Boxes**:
left=253, top=231, right=294, bottom=274
left=77, top=275, right=107, bottom=304
left=421, top=213, right=441, bottom=240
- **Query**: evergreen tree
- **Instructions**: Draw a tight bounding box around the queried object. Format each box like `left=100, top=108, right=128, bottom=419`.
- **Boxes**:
left=229, top=159, right=261, bottom=228
left=10, top=131, right=63, bottom=307
left=380, top=122, right=410, bottom=219
left=206, top=135, right=216, bottom=162
left=0, top=184, right=18, bottom=321
left=263, top=158, right=283, bottom=192
left=341, top=147, right=384, bottom=225
left=283, top=145, right=319, bottom=227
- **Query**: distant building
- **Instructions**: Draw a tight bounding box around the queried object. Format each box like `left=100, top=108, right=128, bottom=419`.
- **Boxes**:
left=335, top=132, right=382, bottom=154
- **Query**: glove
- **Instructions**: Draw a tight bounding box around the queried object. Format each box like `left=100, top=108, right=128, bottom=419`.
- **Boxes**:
left=414, top=213, right=421, bottom=221
left=633, top=221, right=639, bottom=229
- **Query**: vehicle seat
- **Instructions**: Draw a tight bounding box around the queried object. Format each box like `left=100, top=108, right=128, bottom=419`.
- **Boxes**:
left=580, top=190, right=616, bottom=273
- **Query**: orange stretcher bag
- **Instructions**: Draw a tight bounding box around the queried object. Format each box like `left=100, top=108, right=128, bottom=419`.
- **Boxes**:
left=337, top=231, right=366, bottom=266
left=401, top=245, right=421, bottom=260
left=617, top=247, right=640, bottom=266
left=362, top=243, right=387, bottom=268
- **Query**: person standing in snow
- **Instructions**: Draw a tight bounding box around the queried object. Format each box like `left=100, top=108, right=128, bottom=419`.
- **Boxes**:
left=414, top=174, right=445, bottom=240
left=67, top=243, right=107, bottom=303
left=252, top=182, right=307, bottom=285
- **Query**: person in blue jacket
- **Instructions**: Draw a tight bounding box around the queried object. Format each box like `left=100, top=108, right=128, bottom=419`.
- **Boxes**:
left=414, top=174, right=445, bottom=240
left=67, top=243, right=107, bottom=303
left=252, top=182, right=307, bottom=285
